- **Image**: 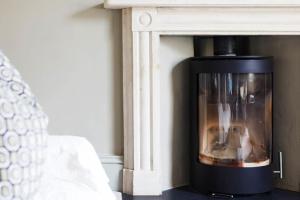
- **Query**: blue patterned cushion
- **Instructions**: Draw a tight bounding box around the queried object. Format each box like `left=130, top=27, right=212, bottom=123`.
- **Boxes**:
left=0, top=51, right=48, bottom=200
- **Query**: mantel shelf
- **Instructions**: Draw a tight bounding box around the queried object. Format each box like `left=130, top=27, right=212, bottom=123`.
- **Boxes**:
left=105, top=0, right=300, bottom=9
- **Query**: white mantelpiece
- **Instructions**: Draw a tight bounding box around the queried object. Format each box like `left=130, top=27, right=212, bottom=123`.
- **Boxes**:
left=105, top=0, right=300, bottom=196
left=105, top=0, right=300, bottom=8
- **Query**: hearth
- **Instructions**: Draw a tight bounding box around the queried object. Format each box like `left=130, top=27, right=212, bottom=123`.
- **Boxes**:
left=190, top=36, right=273, bottom=195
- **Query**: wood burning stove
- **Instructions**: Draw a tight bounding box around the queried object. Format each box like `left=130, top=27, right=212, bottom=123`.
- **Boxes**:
left=190, top=37, right=273, bottom=195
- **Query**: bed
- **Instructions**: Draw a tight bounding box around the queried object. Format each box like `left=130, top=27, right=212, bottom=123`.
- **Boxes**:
left=33, top=135, right=121, bottom=200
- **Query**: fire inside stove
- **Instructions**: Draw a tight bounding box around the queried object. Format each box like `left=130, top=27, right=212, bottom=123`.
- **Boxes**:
left=198, top=73, right=272, bottom=167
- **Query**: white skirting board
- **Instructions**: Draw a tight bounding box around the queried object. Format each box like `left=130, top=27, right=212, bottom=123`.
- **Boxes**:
left=100, top=155, right=124, bottom=192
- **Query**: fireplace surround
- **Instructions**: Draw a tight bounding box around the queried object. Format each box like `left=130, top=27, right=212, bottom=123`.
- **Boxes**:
left=104, top=0, right=300, bottom=196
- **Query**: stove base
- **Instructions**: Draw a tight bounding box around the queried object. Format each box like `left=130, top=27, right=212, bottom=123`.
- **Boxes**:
left=191, top=162, right=272, bottom=195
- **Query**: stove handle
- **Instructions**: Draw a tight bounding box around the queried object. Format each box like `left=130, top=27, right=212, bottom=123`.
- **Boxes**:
left=273, top=151, right=283, bottom=179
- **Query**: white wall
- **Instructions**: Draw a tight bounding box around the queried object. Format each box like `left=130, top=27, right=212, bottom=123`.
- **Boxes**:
left=0, top=0, right=123, bottom=156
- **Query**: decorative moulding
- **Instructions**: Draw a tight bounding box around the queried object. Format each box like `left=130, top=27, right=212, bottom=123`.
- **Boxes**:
left=105, top=0, right=300, bottom=9
left=105, top=0, right=300, bottom=196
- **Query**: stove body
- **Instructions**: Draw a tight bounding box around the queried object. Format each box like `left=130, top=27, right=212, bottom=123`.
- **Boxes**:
left=190, top=37, right=273, bottom=195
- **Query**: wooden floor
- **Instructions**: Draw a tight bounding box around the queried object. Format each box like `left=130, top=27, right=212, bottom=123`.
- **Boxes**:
left=122, top=186, right=300, bottom=200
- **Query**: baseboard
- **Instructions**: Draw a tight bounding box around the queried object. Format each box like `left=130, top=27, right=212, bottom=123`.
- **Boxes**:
left=100, top=155, right=124, bottom=192
left=101, top=155, right=124, bottom=164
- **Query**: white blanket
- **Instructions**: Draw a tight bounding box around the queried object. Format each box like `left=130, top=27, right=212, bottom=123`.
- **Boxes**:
left=34, top=135, right=116, bottom=200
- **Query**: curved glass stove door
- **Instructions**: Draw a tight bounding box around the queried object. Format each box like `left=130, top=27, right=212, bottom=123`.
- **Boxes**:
left=198, top=73, right=272, bottom=167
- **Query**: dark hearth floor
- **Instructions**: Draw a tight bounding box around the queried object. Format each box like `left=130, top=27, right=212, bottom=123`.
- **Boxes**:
left=122, top=186, right=300, bottom=200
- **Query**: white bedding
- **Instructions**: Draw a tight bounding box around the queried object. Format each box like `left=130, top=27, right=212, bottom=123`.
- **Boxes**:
left=34, top=135, right=117, bottom=200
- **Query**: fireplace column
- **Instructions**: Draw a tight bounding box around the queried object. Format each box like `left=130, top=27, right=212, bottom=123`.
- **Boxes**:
left=122, top=8, right=161, bottom=195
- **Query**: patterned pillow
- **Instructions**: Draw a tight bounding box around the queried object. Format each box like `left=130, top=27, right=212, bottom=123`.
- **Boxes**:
left=0, top=51, right=48, bottom=200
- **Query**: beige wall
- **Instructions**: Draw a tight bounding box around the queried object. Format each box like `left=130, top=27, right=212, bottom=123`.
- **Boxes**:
left=160, top=36, right=193, bottom=190
left=0, top=0, right=123, bottom=155
left=250, top=36, right=300, bottom=192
